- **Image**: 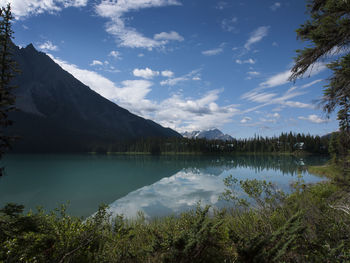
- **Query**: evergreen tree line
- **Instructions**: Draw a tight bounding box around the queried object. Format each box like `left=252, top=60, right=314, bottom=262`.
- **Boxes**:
left=97, top=132, right=330, bottom=155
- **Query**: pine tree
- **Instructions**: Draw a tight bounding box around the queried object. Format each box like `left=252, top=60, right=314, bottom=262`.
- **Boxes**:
left=0, top=4, right=16, bottom=175
left=289, top=0, right=350, bottom=156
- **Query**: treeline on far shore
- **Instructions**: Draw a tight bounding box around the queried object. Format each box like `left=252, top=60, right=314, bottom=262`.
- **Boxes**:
left=88, top=132, right=330, bottom=155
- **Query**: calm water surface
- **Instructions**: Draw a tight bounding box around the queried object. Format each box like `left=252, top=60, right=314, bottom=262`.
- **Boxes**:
left=0, top=154, right=328, bottom=218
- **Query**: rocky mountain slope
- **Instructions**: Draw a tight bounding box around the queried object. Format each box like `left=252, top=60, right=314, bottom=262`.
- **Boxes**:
left=8, top=44, right=181, bottom=152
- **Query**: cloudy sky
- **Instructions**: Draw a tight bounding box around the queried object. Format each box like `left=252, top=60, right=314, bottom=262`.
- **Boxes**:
left=3, top=0, right=339, bottom=137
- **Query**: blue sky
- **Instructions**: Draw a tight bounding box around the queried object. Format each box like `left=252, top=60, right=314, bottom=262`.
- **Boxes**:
left=3, top=0, right=339, bottom=138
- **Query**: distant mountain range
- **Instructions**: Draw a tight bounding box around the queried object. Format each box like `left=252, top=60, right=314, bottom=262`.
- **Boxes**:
left=182, top=129, right=233, bottom=141
left=8, top=43, right=181, bottom=152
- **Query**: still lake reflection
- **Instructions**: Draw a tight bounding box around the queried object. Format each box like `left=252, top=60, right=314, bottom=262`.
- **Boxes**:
left=0, top=154, right=328, bottom=218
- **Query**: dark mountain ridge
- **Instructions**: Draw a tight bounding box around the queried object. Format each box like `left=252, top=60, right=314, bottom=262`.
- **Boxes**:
left=8, top=44, right=181, bottom=152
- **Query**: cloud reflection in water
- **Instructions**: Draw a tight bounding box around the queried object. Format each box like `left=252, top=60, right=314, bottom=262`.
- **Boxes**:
left=106, top=156, right=327, bottom=219
left=107, top=169, right=226, bottom=219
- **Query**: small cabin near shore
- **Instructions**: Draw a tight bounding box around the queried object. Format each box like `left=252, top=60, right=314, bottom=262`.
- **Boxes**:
left=294, top=142, right=305, bottom=150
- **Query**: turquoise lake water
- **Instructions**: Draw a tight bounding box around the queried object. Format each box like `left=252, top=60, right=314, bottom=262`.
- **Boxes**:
left=0, top=154, right=328, bottom=218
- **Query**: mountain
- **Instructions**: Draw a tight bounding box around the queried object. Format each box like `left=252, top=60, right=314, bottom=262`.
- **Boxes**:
left=321, top=132, right=337, bottom=140
left=8, top=43, right=181, bottom=152
left=182, top=129, right=233, bottom=141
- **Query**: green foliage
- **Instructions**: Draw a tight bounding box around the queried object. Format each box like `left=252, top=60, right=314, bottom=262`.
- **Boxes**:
left=290, top=0, right=350, bottom=80
left=329, top=132, right=339, bottom=162
left=230, top=211, right=306, bottom=263
left=149, top=205, right=227, bottom=262
left=221, top=175, right=286, bottom=211
left=222, top=171, right=350, bottom=262
left=325, top=54, right=350, bottom=133
left=0, top=204, right=111, bottom=262
left=308, top=163, right=341, bottom=178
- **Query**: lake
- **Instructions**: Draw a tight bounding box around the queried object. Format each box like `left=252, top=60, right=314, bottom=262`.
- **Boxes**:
left=0, top=154, right=328, bottom=219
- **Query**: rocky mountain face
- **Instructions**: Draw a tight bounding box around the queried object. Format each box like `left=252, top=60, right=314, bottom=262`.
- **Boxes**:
left=182, top=129, right=233, bottom=141
left=8, top=44, right=181, bottom=152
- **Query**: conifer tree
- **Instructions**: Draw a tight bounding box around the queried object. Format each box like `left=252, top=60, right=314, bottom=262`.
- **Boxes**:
left=0, top=4, right=16, bottom=175
left=289, top=0, right=350, bottom=159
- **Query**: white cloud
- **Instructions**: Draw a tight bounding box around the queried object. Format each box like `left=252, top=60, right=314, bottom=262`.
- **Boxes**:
left=284, top=101, right=312, bottom=108
left=202, top=43, right=225, bottom=56
left=154, top=31, right=184, bottom=41
left=138, top=53, right=145, bottom=57
left=240, top=117, right=252, bottom=123
left=96, top=0, right=181, bottom=17
left=221, top=17, right=238, bottom=32
left=2, top=0, right=87, bottom=18
left=270, top=2, right=281, bottom=11
left=160, top=76, right=188, bottom=86
left=133, top=68, right=160, bottom=79
left=267, top=113, right=280, bottom=118
left=39, top=41, right=58, bottom=51
left=106, top=23, right=161, bottom=49
left=90, top=60, right=103, bottom=66
left=259, top=118, right=276, bottom=124
left=260, top=69, right=290, bottom=88
left=216, top=1, right=228, bottom=10
left=241, top=85, right=314, bottom=111
left=120, top=80, right=152, bottom=102
left=242, top=91, right=277, bottom=104
left=240, top=112, right=281, bottom=129
left=105, top=65, right=121, bottom=73
left=255, top=112, right=281, bottom=125
left=247, top=71, right=260, bottom=76
left=88, top=60, right=120, bottom=72
left=109, top=50, right=121, bottom=59
left=95, top=0, right=182, bottom=49
left=301, top=79, right=323, bottom=89
left=202, top=47, right=223, bottom=56
left=244, top=26, right=269, bottom=50
left=236, top=58, right=255, bottom=64
left=260, top=62, right=327, bottom=88
left=155, top=90, right=240, bottom=132
left=298, top=115, right=328, bottom=124
left=161, top=70, right=174, bottom=78
left=246, top=71, right=260, bottom=80
left=160, top=70, right=201, bottom=86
